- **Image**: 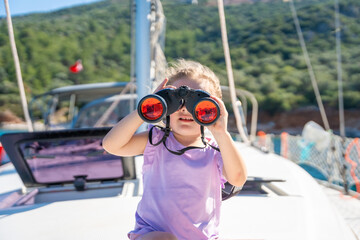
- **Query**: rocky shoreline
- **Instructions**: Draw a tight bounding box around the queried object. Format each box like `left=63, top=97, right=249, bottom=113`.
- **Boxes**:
left=256, top=107, right=360, bottom=137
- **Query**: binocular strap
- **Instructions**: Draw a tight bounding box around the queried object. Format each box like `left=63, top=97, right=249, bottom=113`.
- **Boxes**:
left=200, top=127, right=220, bottom=152
left=148, top=116, right=220, bottom=156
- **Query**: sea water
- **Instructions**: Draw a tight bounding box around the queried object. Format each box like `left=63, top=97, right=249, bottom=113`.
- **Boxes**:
left=0, top=129, right=26, bottom=137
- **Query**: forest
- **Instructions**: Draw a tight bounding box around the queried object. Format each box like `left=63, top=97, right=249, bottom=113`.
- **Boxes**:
left=0, top=0, right=359, bottom=118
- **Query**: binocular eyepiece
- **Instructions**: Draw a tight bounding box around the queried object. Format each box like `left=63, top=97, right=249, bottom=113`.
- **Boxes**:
left=137, top=86, right=220, bottom=126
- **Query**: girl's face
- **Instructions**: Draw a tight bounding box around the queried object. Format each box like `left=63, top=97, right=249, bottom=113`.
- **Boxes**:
left=169, top=78, right=209, bottom=138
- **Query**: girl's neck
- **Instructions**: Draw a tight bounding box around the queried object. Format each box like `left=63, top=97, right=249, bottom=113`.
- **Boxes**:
left=172, top=132, right=203, bottom=147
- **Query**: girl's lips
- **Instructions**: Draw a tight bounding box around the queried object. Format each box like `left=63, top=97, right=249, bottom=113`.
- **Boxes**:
left=179, top=117, right=194, bottom=122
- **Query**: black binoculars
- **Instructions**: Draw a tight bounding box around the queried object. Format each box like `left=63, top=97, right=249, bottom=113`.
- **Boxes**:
left=137, top=86, right=220, bottom=126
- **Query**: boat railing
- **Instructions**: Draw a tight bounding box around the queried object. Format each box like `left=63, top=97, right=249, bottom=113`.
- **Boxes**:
left=221, top=86, right=258, bottom=143
left=254, top=131, right=360, bottom=195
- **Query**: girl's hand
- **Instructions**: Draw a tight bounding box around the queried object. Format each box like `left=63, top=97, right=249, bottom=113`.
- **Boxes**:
left=206, top=96, right=228, bottom=137
left=153, top=78, right=176, bottom=93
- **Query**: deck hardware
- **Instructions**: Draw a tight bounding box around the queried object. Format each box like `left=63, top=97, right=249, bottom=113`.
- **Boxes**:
left=74, top=175, right=88, bottom=191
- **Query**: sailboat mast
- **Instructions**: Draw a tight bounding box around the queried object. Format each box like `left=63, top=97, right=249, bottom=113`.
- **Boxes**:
left=135, top=0, right=152, bottom=131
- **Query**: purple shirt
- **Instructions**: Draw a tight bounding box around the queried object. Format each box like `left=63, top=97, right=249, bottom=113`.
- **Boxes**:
left=129, top=127, right=226, bottom=240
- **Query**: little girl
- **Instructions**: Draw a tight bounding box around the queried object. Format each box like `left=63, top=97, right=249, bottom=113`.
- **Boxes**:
left=102, top=59, right=247, bottom=240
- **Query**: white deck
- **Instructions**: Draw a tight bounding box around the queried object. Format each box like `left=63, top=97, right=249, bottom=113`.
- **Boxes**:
left=0, top=143, right=358, bottom=239
left=320, top=184, right=360, bottom=238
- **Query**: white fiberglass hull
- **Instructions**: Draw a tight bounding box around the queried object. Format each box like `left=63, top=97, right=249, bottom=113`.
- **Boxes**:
left=0, top=143, right=356, bottom=240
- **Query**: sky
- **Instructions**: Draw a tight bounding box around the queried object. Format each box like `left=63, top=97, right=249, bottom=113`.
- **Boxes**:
left=0, top=0, right=102, bottom=17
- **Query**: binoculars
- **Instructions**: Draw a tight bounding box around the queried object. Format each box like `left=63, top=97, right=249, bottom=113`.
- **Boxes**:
left=137, top=86, right=220, bottom=126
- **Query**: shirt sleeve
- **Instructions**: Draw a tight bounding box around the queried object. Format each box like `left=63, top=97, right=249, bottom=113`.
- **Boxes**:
left=215, top=150, right=227, bottom=189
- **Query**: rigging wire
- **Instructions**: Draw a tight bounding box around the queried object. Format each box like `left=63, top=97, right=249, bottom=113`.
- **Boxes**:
left=4, top=0, right=33, bottom=132
left=334, top=0, right=345, bottom=138
left=334, top=0, right=348, bottom=194
left=288, top=0, right=350, bottom=193
left=217, top=0, right=250, bottom=144
left=95, top=0, right=139, bottom=127
left=288, top=0, right=330, bottom=131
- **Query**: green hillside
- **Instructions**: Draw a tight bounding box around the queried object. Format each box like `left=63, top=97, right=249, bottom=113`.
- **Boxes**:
left=0, top=0, right=359, bottom=118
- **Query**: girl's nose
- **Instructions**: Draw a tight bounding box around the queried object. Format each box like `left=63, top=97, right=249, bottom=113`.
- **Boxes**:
left=176, top=100, right=186, bottom=112
left=177, top=105, right=187, bottom=113
left=176, top=106, right=184, bottom=112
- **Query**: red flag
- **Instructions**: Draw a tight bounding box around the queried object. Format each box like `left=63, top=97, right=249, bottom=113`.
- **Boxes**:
left=69, top=60, right=83, bottom=73
left=0, top=143, right=3, bottom=165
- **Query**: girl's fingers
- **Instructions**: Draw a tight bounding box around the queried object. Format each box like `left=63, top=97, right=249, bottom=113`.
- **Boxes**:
left=207, top=96, right=228, bottom=133
left=161, top=78, right=168, bottom=88
left=154, top=78, right=169, bottom=93
left=211, top=96, right=227, bottom=115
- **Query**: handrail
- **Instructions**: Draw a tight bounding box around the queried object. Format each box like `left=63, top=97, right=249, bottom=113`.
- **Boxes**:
left=221, top=86, right=258, bottom=142
left=94, top=82, right=136, bottom=127
left=237, top=89, right=258, bottom=142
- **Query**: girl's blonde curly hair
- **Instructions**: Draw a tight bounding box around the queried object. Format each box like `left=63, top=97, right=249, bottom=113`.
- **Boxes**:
left=165, top=59, right=222, bottom=99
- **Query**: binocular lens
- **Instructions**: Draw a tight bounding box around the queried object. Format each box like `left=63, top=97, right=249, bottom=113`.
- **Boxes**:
left=194, top=100, right=219, bottom=124
left=140, top=97, right=164, bottom=121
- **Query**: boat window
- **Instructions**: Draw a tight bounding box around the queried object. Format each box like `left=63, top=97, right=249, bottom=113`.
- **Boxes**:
left=19, top=137, right=123, bottom=184
left=73, top=100, right=129, bottom=128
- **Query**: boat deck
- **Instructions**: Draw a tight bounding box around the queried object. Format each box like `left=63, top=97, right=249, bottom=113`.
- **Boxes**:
left=321, top=184, right=360, bottom=239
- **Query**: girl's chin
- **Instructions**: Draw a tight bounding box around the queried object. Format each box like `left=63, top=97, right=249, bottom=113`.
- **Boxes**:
left=176, top=122, right=198, bottom=129
left=178, top=119, right=195, bottom=124
left=172, top=126, right=201, bottom=136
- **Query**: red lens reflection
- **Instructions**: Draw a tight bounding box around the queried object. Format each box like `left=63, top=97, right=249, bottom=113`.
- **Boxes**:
left=141, top=97, right=164, bottom=121
left=194, top=100, right=218, bottom=124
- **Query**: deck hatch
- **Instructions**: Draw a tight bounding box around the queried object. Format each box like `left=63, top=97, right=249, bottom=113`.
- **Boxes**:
left=1, top=128, right=128, bottom=188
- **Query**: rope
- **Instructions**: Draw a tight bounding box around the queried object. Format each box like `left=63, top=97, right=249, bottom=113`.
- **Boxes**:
left=4, top=0, right=33, bottom=132
left=344, top=138, right=360, bottom=193
left=217, top=0, right=250, bottom=144
left=288, top=0, right=330, bottom=131
left=150, top=0, right=167, bottom=90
